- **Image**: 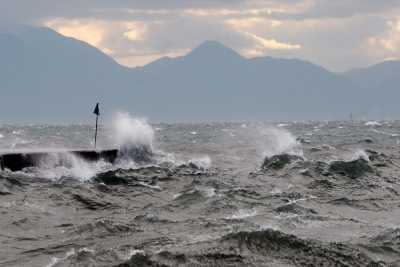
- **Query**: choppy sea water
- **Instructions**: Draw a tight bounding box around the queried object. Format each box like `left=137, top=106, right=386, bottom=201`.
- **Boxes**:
left=1, top=118, right=400, bottom=266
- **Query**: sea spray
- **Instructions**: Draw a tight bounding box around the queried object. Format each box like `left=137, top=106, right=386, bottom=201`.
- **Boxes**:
left=111, top=112, right=211, bottom=168
left=17, top=110, right=158, bottom=180
left=188, top=156, right=212, bottom=170
left=345, top=149, right=370, bottom=162
left=7, top=113, right=211, bottom=180
left=112, top=112, right=155, bottom=164
left=34, top=152, right=110, bottom=180
left=258, top=127, right=303, bottom=158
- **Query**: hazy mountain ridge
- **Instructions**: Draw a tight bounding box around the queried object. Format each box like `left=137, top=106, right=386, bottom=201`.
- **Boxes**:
left=345, top=60, right=400, bottom=89
left=0, top=26, right=398, bottom=122
left=343, top=60, right=400, bottom=119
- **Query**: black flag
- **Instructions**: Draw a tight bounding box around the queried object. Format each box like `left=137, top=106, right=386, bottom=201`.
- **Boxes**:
left=93, top=103, right=100, bottom=116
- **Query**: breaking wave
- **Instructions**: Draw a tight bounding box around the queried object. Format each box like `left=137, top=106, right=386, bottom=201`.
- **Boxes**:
left=112, top=112, right=155, bottom=165
left=29, top=152, right=111, bottom=180
left=345, top=149, right=370, bottom=162
left=5, top=112, right=211, bottom=181
left=260, top=127, right=302, bottom=157
left=112, top=112, right=154, bottom=150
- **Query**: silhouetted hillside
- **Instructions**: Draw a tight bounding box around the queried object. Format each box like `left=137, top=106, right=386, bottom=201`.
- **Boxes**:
left=0, top=26, right=397, bottom=122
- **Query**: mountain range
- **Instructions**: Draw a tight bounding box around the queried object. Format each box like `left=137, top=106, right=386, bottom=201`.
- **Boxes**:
left=1, top=25, right=399, bottom=123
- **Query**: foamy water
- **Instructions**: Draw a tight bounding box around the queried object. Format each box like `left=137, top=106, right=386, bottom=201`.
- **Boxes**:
left=1, top=113, right=215, bottom=180
left=2, top=120, right=400, bottom=266
left=227, top=209, right=258, bottom=220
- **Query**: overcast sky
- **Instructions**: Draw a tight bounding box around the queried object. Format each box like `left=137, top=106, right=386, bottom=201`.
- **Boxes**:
left=1, top=0, right=400, bottom=71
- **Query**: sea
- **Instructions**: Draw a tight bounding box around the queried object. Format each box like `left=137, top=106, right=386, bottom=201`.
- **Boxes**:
left=0, top=113, right=399, bottom=266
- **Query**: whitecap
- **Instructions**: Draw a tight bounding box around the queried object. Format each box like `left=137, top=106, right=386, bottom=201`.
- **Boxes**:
left=258, top=223, right=280, bottom=231
left=365, top=121, right=381, bottom=126
left=12, top=130, right=23, bottom=135
left=226, top=209, right=257, bottom=220
left=28, top=153, right=111, bottom=181
left=137, top=182, right=161, bottom=190
left=196, top=186, right=216, bottom=198
left=117, top=249, right=145, bottom=261
left=172, top=193, right=183, bottom=200
left=188, top=156, right=212, bottom=169
left=345, top=149, right=370, bottom=162
left=78, top=247, right=95, bottom=254
left=187, top=234, right=218, bottom=243
left=46, top=249, right=75, bottom=267
left=270, top=188, right=282, bottom=195
left=260, top=127, right=303, bottom=158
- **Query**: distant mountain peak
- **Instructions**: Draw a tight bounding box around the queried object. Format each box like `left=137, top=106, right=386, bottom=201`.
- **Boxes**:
left=194, top=40, right=231, bottom=50
left=186, top=40, right=242, bottom=60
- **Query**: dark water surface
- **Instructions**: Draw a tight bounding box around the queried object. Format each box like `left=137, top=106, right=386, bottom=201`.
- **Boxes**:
left=1, top=121, right=400, bottom=266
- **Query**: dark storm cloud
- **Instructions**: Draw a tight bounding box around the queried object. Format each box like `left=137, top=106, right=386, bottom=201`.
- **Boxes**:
left=4, top=0, right=397, bottom=22
left=0, top=0, right=245, bottom=23
left=2, top=1, right=399, bottom=25
left=292, top=0, right=400, bottom=19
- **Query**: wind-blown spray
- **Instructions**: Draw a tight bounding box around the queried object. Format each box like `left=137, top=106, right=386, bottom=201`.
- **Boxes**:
left=112, top=112, right=155, bottom=164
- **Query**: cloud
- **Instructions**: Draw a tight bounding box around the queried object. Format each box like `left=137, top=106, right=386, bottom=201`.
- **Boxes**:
left=243, top=31, right=301, bottom=50
left=370, top=19, right=400, bottom=52
left=224, top=17, right=301, bottom=56
left=45, top=19, right=107, bottom=47
left=364, top=18, right=400, bottom=63
left=225, top=17, right=282, bottom=29
left=122, top=22, right=148, bottom=41
left=294, top=0, right=400, bottom=19
left=43, top=18, right=152, bottom=63
left=40, top=13, right=252, bottom=67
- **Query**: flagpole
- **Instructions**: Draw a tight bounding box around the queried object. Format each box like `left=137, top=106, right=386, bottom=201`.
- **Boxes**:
left=94, top=115, right=98, bottom=150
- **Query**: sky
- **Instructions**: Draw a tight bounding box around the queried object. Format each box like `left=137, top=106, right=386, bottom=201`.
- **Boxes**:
left=1, top=0, right=400, bottom=71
